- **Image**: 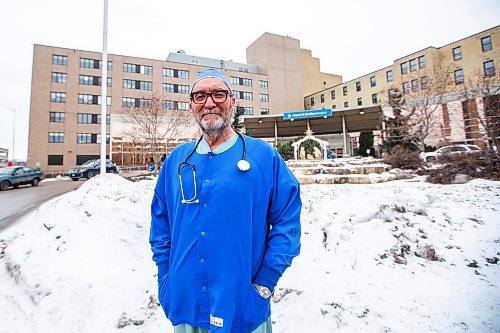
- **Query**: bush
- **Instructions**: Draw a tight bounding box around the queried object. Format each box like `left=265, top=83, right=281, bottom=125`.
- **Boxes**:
left=422, top=150, right=500, bottom=184
left=383, top=145, right=423, bottom=170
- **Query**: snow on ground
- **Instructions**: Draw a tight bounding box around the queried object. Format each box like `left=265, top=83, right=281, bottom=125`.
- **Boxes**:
left=0, top=174, right=499, bottom=333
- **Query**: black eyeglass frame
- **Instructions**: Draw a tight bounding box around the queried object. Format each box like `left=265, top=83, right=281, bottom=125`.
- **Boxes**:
left=190, top=89, right=230, bottom=105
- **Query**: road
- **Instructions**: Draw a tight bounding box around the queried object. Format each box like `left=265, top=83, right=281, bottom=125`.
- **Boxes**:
left=0, top=179, right=84, bottom=232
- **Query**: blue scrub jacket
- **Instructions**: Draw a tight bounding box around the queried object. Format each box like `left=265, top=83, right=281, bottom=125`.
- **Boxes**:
left=150, top=135, right=301, bottom=332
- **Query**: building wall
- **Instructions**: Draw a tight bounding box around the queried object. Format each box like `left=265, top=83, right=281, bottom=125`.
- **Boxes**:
left=304, top=25, right=500, bottom=147
left=301, top=49, right=342, bottom=97
left=247, top=33, right=306, bottom=115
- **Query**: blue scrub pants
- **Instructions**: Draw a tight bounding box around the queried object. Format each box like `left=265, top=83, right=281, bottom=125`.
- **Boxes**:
left=174, top=317, right=272, bottom=333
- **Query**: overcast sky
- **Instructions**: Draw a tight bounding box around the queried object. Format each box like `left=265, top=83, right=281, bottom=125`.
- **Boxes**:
left=1, top=0, right=499, bottom=160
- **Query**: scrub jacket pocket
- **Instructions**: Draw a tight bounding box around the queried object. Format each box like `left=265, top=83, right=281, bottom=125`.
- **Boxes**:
left=158, top=273, right=171, bottom=316
left=238, top=284, right=271, bottom=332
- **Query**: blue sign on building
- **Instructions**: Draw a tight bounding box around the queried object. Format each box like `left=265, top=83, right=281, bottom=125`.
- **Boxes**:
left=283, top=109, right=332, bottom=120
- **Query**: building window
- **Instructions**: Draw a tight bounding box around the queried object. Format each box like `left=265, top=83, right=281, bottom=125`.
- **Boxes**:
left=52, top=55, right=67, bottom=66
left=481, top=36, right=492, bottom=52
left=260, top=93, right=269, bottom=102
left=50, top=92, right=66, bottom=103
left=484, top=60, right=495, bottom=77
left=259, top=80, right=268, bottom=89
left=370, top=76, right=376, bottom=87
left=123, top=97, right=136, bottom=107
left=163, top=68, right=189, bottom=78
left=371, top=94, right=377, bottom=104
left=123, top=79, right=152, bottom=90
left=418, top=56, right=426, bottom=69
left=411, top=79, right=419, bottom=92
left=260, top=108, right=269, bottom=115
left=332, top=104, right=336, bottom=110
left=344, top=101, right=349, bottom=108
left=77, top=133, right=94, bottom=144
left=453, top=46, right=462, bottom=61
left=231, top=77, right=252, bottom=87
left=355, top=81, right=361, bottom=92
left=49, top=112, right=65, bottom=123
left=357, top=98, right=362, bottom=106
left=454, top=69, right=464, bottom=85
left=48, top=155, right=63, bottom=165
left=402, top=82, right=410, bottom=94
left=162, top=83, right=190, bottom=94
left=386, top=70, right=393, bottom=82
left=51, top=72, right=67, bottom=83
left=421, top=76, right=428, bottom=90
left=162, top=100, right=189, bottom=110
left=234, top=91, right=253, bottom=100
left=409, top=59, right=417, bottom=72
left=310, top=97, right=315, bottom=106
left=320, top=94, right=324, bottom=103
left=79, top=75, right=111, bottom=87
left=343, top=86, right=348, bottom=96
left=123, top=63, right=152, bottom=75
left=48, top=132, right=64, bottom=143
left=401, top=63, right=408, bottom=75
left=242, top=107, right=253, bottom=115
left=331, top=90, right=336, bottom=99
left=388, top=89, right=395, bottom=97
left=78, top=94, right=111, bottom=105
left=80, top=58, right=112, bottom=70
left=77, top=113, right=110, bottom=124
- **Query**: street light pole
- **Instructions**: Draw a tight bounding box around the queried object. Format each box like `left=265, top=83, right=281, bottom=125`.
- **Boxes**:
left=100, top=0, right=109, bottom=175
left=0, top=104, right=15, bottom=161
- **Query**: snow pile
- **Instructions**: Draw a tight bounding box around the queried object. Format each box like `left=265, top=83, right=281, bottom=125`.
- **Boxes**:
left=0, top=174, right=499, bottom=333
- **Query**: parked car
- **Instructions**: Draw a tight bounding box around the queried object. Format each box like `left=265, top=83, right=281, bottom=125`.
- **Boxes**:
left=0, top=166, right=44, bottom=191
left=69, top=159, right=117, bottom=181
left=420, top=144, right=481, bottom=162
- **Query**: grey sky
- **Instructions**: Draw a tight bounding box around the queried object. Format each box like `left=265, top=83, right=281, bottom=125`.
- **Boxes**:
left=1, top=0, right=499, bottom=160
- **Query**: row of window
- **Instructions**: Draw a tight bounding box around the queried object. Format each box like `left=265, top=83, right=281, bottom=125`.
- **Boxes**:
left=48, top=154, right=111, bottom=166
left=453, top=60, right=495, bottom=85
left=53, top=56, right=270, bottom=90
left=121, top=97, right=190, bottom=110
left=48, top=132, right=110, bottom=144
left=315, top=93, right=378, bottom=109
left=230, top=77, right=269, bottom=89
left=49, top=112, right=110, bottom=124
left=53, top=55, right=191, bottom=79
left=401, top=56, right=426, bottom=75
left=237, top=107, right=270, bottom=115
left=452, top=36, right=492, bottom=62
left=402, top=77, right=428, bottom=94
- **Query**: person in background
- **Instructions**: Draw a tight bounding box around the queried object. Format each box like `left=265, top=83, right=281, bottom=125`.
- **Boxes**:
left=150, top=68, right=301, bottom=332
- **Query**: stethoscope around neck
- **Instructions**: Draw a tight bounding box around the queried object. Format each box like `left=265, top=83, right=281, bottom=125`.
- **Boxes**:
left=178, top=132, right=250, bottom=204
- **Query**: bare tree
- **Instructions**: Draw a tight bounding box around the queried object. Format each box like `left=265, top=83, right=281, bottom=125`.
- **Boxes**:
left=457, top=71, right=500, bottom=158
left=120, top=93, right=193, bottom=174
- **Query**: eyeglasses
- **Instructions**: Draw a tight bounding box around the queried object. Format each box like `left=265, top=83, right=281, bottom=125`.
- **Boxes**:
left=190, top=90, right=229, bottom=104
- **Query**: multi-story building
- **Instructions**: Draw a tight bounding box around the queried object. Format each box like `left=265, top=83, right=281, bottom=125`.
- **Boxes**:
left=28, top=33, right=340, bottom=172
left=304, top=25, right=499, bottom=149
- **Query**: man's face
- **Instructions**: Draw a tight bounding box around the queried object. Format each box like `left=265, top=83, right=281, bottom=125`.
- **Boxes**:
left=189, top=77, right=235, bottom=138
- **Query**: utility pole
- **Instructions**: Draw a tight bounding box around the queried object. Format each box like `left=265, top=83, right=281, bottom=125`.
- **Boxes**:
left=100, top=0, right=109, bottom=175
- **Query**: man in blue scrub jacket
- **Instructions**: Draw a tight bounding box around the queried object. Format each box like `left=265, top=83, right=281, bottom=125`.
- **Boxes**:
left=150, top=68, right=301, bottom=333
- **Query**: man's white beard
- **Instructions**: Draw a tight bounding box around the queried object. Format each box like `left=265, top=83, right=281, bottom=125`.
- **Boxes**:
left=198, top=112, right=231, bottom=140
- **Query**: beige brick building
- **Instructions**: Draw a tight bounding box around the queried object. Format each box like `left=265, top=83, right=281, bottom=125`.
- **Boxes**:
left=305, top=25, right=499, bottom=149
left=28, top=32, right=340, bottom=172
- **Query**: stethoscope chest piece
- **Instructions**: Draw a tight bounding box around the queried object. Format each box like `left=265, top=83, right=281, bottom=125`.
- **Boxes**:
left=237, top=159, right=250, bottom=172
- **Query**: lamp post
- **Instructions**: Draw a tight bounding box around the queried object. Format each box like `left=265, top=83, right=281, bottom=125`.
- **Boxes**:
left=0, top=104, right=15, bottom=161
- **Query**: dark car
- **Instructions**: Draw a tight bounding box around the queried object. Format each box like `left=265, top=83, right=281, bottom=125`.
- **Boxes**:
left=0, top=166, right=44, bottom=191
left=69, top=159, right=117, bottom=181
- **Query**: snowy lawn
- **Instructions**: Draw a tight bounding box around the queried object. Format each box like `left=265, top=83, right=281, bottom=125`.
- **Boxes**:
left=0, top=174, right=498, bottom=333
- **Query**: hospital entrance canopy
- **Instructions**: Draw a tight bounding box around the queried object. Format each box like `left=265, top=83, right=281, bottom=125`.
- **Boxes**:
left=243, top=106, right=384, bottom=139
